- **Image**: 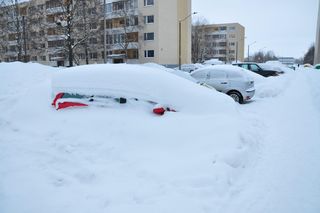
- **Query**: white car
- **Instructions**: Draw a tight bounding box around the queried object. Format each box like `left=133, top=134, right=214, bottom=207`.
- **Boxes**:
left=191, top=65, right=255, bottom=103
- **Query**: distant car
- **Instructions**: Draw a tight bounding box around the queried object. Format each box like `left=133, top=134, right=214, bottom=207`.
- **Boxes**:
left=314, top=64, right=320, bottom=69
left=191, top=65, right=255, bottom=103
left=233, top=62, right=282, bottom=77
left=176, top=64, right=204, bottom=73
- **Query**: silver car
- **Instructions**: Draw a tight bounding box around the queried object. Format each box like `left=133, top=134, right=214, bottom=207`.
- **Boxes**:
left=191, top=65, right=255, bottom=103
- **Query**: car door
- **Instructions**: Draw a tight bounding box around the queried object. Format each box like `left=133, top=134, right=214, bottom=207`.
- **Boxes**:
left=205, top=69, right=228, bottom=92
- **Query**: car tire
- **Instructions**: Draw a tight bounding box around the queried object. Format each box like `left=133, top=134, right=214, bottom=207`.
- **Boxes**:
left=228, top=91, right=243, bottom=104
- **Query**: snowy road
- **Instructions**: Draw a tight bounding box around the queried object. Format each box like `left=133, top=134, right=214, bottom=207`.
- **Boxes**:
left=227, top=71, right=320, bottom=213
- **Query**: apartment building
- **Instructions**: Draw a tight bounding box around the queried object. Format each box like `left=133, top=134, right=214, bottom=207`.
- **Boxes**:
left=200, top=23, right=245, bottom=63
left=0, top=0, right=192, bottom=67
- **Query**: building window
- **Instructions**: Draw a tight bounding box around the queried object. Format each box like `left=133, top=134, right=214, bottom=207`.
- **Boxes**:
left=144, top=15, right=154, bottom=24
left=113, top=1, right=124, bottom=11
left=89, top=52, right=98, bottom=59
left=144, top=32, right=154, bottom=41
left=41, top=56, right=46, bottom=61
left=89, top=23, right=97, bottom=30
left=89, top=37, right=98, bottom=44
left=9, top=46, right=16, bottom=52
left=106, top=3, right=112, bottom=13
left=127, top=49, right=139, bottom=59
left=144, top=50, right=154, bottom=58
left=219, top=26, right=227, bottom=31
left=31, top=56, right=38, bottom=61
left=218, top=42, right=227, bottom=47
left=48, top=40, right=64, bottom=48
left=144, top=0, right=154, bottom=6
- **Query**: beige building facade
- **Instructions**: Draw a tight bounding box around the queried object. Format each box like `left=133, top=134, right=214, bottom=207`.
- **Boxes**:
left=0, top=0, right=192, bottom=67
left=137, top=0, right=191, bottom=66
left=201, top=23, right=245, bottom=63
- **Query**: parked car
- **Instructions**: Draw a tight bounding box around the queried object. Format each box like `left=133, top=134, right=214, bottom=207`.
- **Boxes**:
left=191, top=65, right=255, bottom=103
left=304, top=63, right=313, bottom=68
left=233, top=62, right=283, bottom=77
left=176, top=64, right=204, bottom=73
left=314, top=64, right=320, bottom=70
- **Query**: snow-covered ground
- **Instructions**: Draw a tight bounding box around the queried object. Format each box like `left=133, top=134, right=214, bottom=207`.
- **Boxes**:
left=0, top=62, right=320, bottom=213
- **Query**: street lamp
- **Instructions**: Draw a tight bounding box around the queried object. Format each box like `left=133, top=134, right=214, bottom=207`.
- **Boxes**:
left=179, top=12, right=197, bottom=70
left=247, top=41, right=256, bottom=62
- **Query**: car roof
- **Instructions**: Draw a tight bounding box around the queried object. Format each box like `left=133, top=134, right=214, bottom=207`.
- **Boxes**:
left=193, top=65, right=248, bottom=75
left=233, top=62, right=257, bottom=65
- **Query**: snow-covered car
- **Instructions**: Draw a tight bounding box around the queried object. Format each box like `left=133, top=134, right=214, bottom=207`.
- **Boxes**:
left=233, top=62, right=283, bottom=77
left=191, top=65, right=255, bottom=103
left=175, top=64, right=204, bottom=73
left=203, top=59, right=224, bottom=66
left=52, top=64, right=235, bottom=114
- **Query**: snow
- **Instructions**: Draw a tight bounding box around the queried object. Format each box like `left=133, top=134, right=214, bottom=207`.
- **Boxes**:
left=261, top=61, right=294, bottom=73
left=1, top=62, right=320, bottom=213
left=203, top=58, right=224, bottom=65
left=142, top=63, right=198, bottom=83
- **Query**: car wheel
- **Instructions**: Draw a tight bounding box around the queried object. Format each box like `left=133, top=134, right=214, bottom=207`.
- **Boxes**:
left=228, top=91, right=243, bottom=104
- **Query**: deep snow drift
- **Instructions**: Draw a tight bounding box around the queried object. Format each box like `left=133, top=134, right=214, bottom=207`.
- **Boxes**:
left=0, top=62, right=320, bottom=213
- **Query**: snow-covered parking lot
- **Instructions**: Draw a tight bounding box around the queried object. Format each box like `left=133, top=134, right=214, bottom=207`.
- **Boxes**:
left=0, top=62, right=320, bottom=213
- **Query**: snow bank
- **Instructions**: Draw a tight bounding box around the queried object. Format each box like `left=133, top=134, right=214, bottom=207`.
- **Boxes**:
left=2, top=62, right=319, bottom=213
left=0, top=62, right=255, bottom=213
left=52, top=64, right=235, bottom=114
left=0, top=62, right=58, bottom=97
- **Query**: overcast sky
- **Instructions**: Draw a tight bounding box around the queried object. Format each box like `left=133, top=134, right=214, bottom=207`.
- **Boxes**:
left=192, top=0, right=319, bottom=58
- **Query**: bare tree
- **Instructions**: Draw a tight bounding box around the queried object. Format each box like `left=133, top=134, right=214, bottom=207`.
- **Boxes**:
left=192, top=17, right=208, bottom=63
left=251, top=50, right=278, bottom=63
left=0, top=0, right=25, bottom=61
left=46, top=0, right=103, bottom=66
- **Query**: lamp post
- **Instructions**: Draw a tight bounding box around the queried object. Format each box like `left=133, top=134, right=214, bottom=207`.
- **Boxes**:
left=247, top=41, right=256, bottom=62
left=179, top=12, right=197, bottom=70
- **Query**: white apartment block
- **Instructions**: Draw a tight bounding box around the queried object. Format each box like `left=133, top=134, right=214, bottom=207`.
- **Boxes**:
left=0, top=0, right=192, bottom=67
left=202, top=23, right=245, bottom=63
